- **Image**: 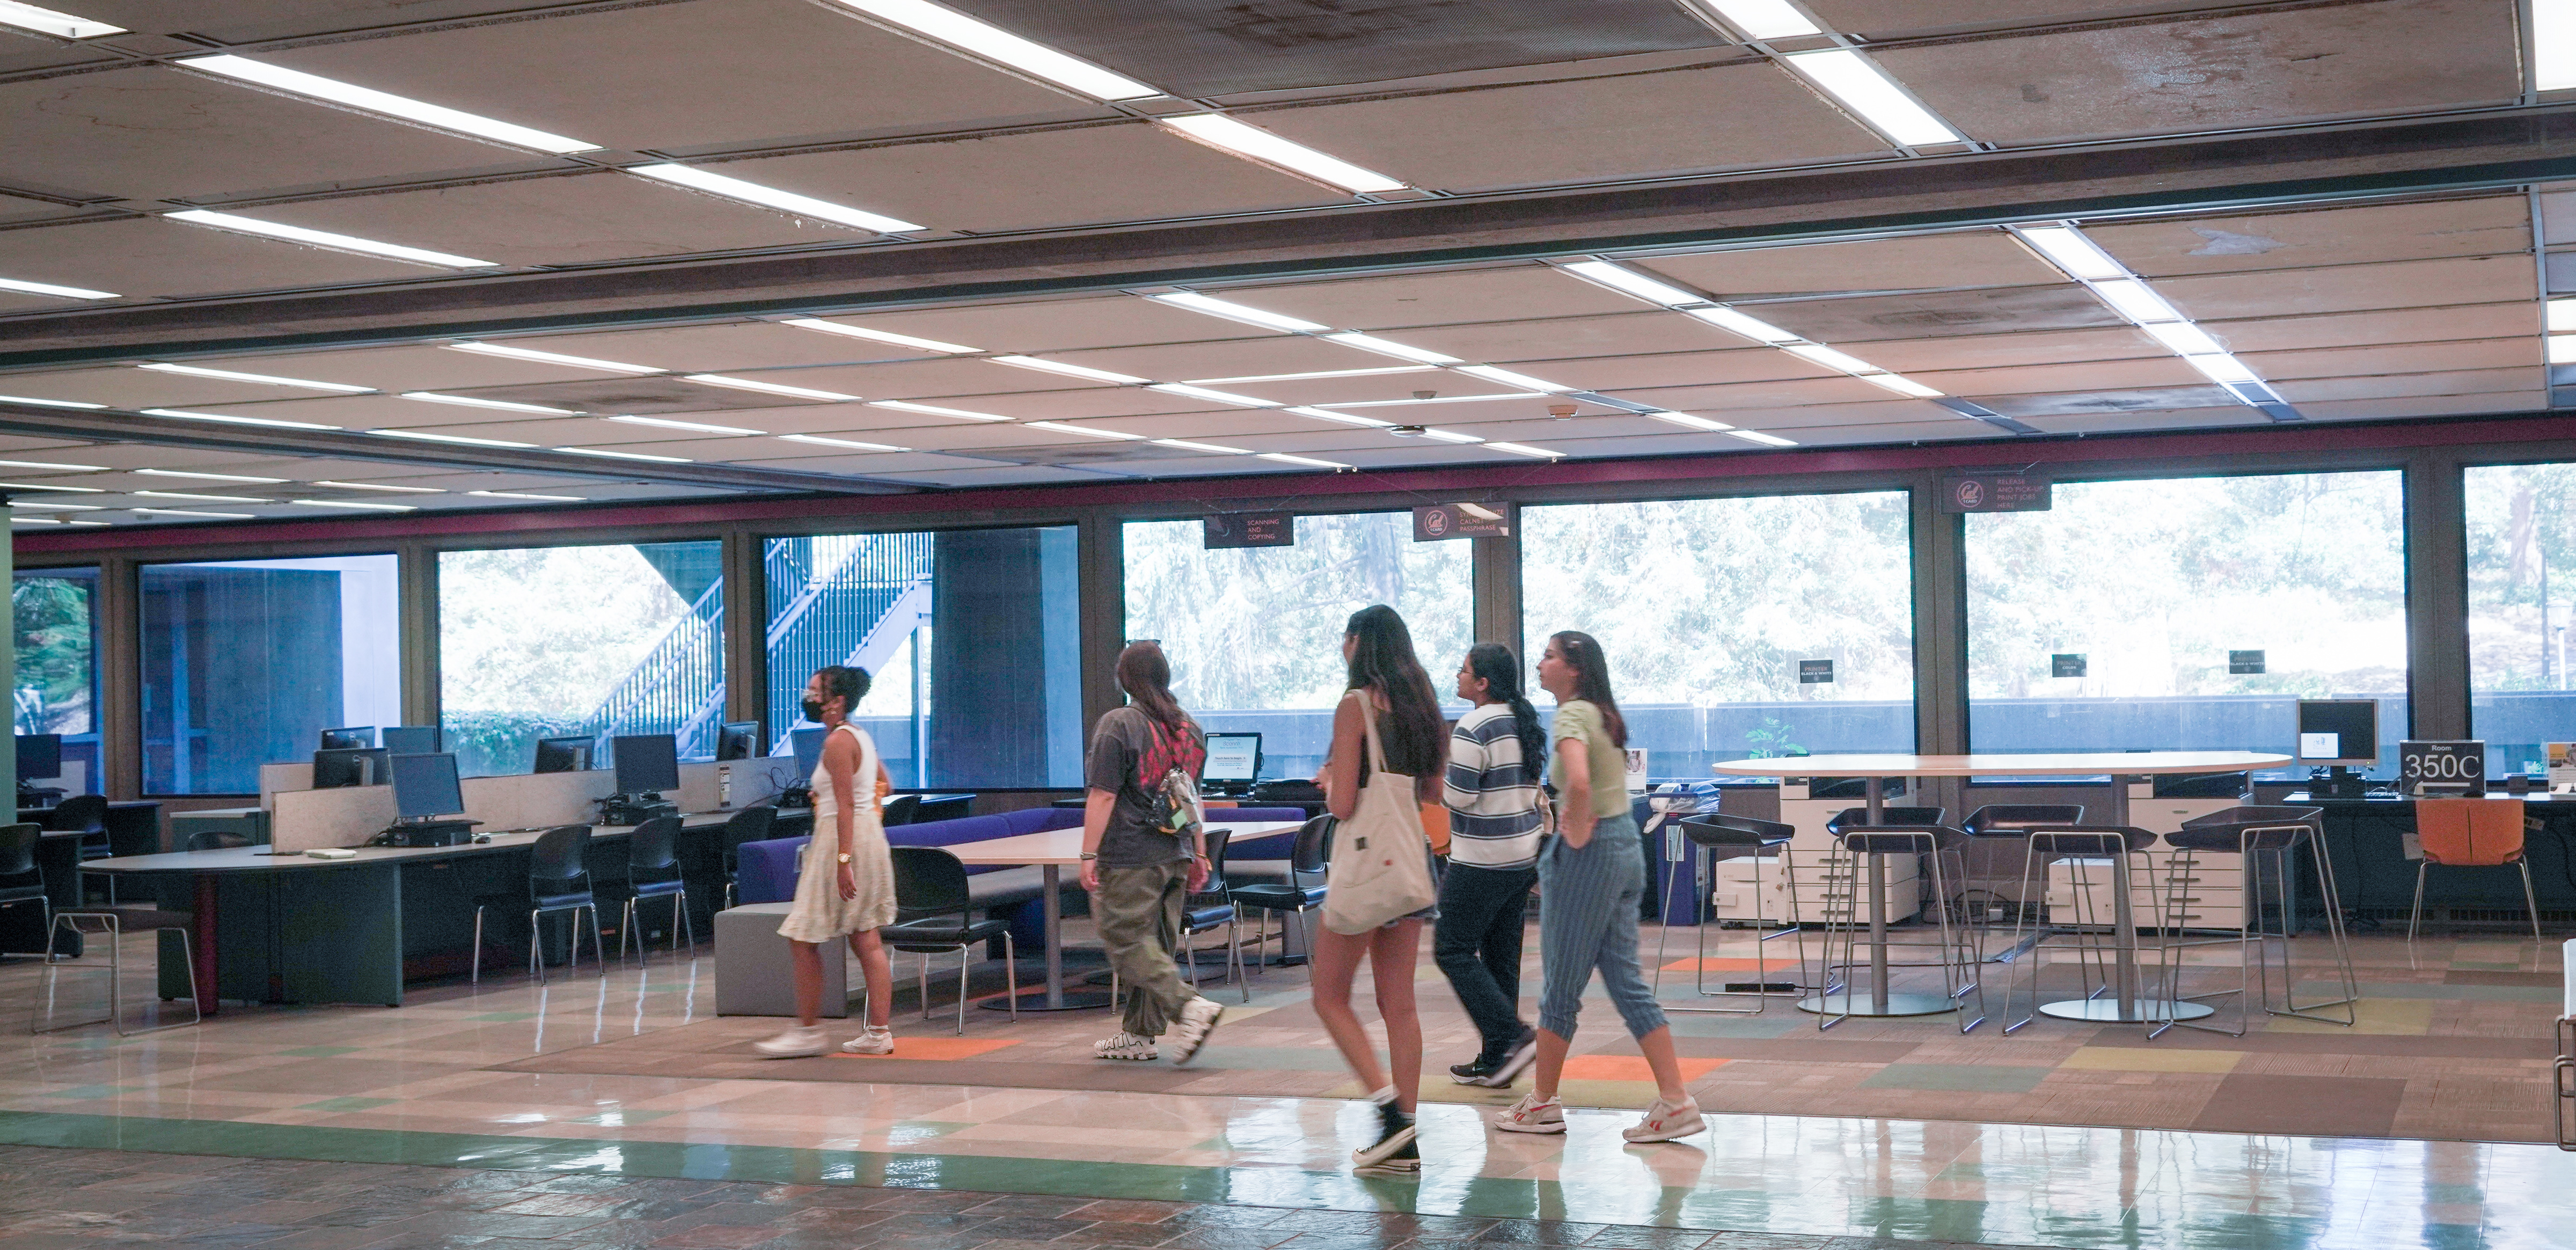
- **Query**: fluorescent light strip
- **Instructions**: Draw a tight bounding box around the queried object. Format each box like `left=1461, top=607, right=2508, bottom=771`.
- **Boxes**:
left=0, top=482, right=103, bottom=492
left=400, top=392, right=578, bottom=415
left=10, top=517, right=61, bottom=525
left=142, top=407, right=342, bottom=431
left=2137, top=321, right=2227, bottom=356
left=0, top=275, right=116, bottom=300
left=780, top=434, right=911, bottom=452
left=779, top=318, right=979, bottom=354
left=444, top=342, right=662, bottom=375
left=1682, top=305, right=1802, bottom=345
left=0, top=458, right=106, bottom=471
left=1452, top=364, right=1571, bottom=393
left=1321, top=392, right=1544, bottom=408
left=1728, top=429, right=1798, bottom=447
left=1159, top=114, right=1408, bottom=194
left=2181, top=353, right=2260, bottom=385
left=1689, top=0, right=1821, bottom=39
left=10, top=501, right=100, bottom=510
left=1782, top=49, right=1960, bottom=147
left=469, top=490, right=586, bottom=501
left=180, top=55, right=599, bottom=153
left=1568, top=264, right=1940, bottom=399
left=1023, top=421, right=1143, bottom=441
left=868, top=399, right=1013, bottom=423
left=631, top=164, right=924, bottom=234
left=1781, top=342, right=1881, bottom=375
left=2017, top=222, right=2284, bottom=415
left=0, top=1, right=122, bottom=38
left=136, top=469, right=288, bottom=484
left=1560, top=260, right=1704, bottom=308
left=2552, top=336, right=2576, bottom=367
left=607, top=414, right=765, bottom=436
left=2548, top=299, right=2576, bottom=333
left=313, top=481, right=443, bottom=493
left=138, top=362, right=371, bottom=393
left=556, top=446, right=690, bottom=463
left=0, top=395, right=105, bottom=410
left=1146, top=382, right=1278, bottom=408
left=165, top=210, right=496, bottom=268
left=2015, top=225, right=2127, bottom=281
left=681, top=374, right=859, bottom=403
left=1145, top=292, right=1330, bottom=333
left=1857, top=373, right=1943, bottom=398
left=1417, top=429, right=1482, bottom=444
left=823, top=0, right=1161, bottom=100
left=369, top=429, right=538, bottom=449
left=1257, top=452, right=1351, bottom=469
left=290, top=499, right=415, bottom=511
left=135, top=490, right=269, bottom=503
left=1284, top=405, right=1395, bottom=428
left=1648, top=412, right=1736, bottom=432
left=132, top=508, right=252, bottom=520
left=1148, top=438, right=1253, bottom=455
left=1484, top=442, right=1563, bottom=459
left=1189, top=365, right=1435, bottom=384
left=2538, top=0, right=2576, bottom=91
left=990, top=355, right=1149, bottom=384
left=1321, top=332, right=1461, bottom=364
left=2089, top=277, right=2183, bottom=324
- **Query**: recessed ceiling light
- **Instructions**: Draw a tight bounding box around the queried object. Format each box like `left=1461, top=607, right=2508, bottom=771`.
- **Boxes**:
left=444, top=342, right=663, bottom=375
left=2181, top=353, right=2260, bottom=384
left=2139, top=321, right=2227, bottom=355
left=131, top=507, right=254, bottom=520
left=137, top=362, right=372, bottom=393
left=1320, top=333, right=1462, bottom=365
left=468, top=490, right=586, bottom=501
left=1687, top=0, right=1821, bottom=40
left=400, top=392, right=580, bottom=415
left=0, top=481, right=103, bottom=492
left=9, top=516, right=61, bottom=525
left=1146, top=291, right=1331, bottom=333
left=1417, top=429, right=1483, bottom=444
left=1782, top=50, right=1960, bottom=147
left=141, top=407, right=343, bottom=431
left=2553, top=336, right=2576, bottom=366
left=2548, top=299, right=2576, bottom=333
left=779, top=434, right=911, bottom=452
left=868, top=399, right=1013, bottom=423
left=556, top=446, right=691, bottom=463
left=2089, top=278, right=2183, bottom=324
left=2536, top=1, right=2576, bottom=91
left=135, top=469, right=289, bottom=484
left=1284, top=405, right=1395, bottom=428
left=1781, top=342, right=1881, bottom=375
left=822, top=0, right=1162, bottom=100
left=180, top=56, right=601, bottom=153
left=1647, top=412, right=1735, bottom=432
left=990, top=356, right=1149, bottom=385
left=1726, top=429, right=1798, bottom=447
left=313, top=480, right=444, bottom=493
left=1257, top=452, right=1351, bottom=469
left=1484, top=442, right=1563, bottom=459
left=9, top=501, right=101, bottom=510
left=164, top=211, right=496, bottom=268
left=1148, top=438, right=1254, bottom=455
left=1558, top=260, right=1704, bottom=308
left=0, top=395, right=106, bottom=410
left=289, top=499, right=416, bottom=511
left=2014, top=225, right=2128, bottom=281
left=1189, top=365, right=1435, bottom=384
left=1146, top=383, right=1279, bottom=408
left=1023, top=421, right=1145, bottom=441
left=606, top=414, right=765, bottom=436
left=631, top=164, right=925, bottom=233
left=1159, top=115, right=1408, bottom=194
left=1452, top=364, right=1571, bottom=392
left=0, top=2, right=123, bottom=38
left=1857, top=373, right=1943, bottom=398
left=0, top=458, right=106, bottom=471
left=1323, top=392, right=1542, bottom=408
left=369, top=429, right=539, bottom=449
left=1682, top=305, right=1801, bottom=345
left=0, top=275, right=117, bottom=300
left=134, top=489, right=271, bottom=503
left=778, top=318, right=979, bottom=354
left=680, top=374, right=859, bottom=402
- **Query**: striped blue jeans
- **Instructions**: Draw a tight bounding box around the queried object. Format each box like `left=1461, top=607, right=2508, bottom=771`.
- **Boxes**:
left=1535, top=810, right=1667, bottom=1040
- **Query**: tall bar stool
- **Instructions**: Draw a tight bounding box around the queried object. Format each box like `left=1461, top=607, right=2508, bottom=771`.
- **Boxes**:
left=2002, top=825, right=2156, bottom=1033
left=2156, top=804, right=2352, bottom=1037
left=1651, top=813, right=1805, bottom=1013
left=2410, top=798, right=2544, bottom=944
left=1816, top=823, right=1985, bottom=1033
left=1960, top=805, right=2085, bottom=949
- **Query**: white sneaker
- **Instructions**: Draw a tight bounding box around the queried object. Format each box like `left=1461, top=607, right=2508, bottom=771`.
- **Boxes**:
left=1491, top=1090, right=1565, bottom=1134
left=751, top=1026, right=827, bottom=1058
left=840, top=1026, right=894, bottom=1056
left=1622, top=1095, right=1707, bottom=1143
left=1167, top=996, right=1223, bottom=1066
left=1094, top=1032, right=1159, bottom=1061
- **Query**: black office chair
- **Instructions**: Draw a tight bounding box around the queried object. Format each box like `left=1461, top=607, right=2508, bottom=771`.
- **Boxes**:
left=605, top=815, right=691, bottom=962
left=474, top=824, right=603, bottom=985
left=717, top=805, right=777, bottom=909
left=51, top=795, right=110, bottom=904
left=1229, top=815, right=1330, bottom=971
left=912, top=794, right=972, bottom=823
left=880, top=794, right=920, bottom=828
left=0, top=823, right=50, bottom=961
left=884, top=845, right=1018, bottom=1033
left=185, top=830, right=252, bottom=852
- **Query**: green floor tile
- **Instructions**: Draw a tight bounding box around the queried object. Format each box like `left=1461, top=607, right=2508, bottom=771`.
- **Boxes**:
left=298, top=1096, right=398, bottom=1112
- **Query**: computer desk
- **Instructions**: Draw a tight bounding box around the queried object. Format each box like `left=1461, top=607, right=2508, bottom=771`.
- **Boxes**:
left=2289, top=790, right=2576, bottom=922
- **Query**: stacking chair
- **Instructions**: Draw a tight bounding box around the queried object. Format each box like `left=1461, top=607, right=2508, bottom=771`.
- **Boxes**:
left=2002, top=825, right=2156, bottom=1033
left=1819, top=822, right=1985, bottom=1033
left=717, top=805, right=777, bottom=909
left=885, top=845, right=1018, bottom=1033
left=2157, top=805, right=2352, bottom=1037
left=880, top=794, right=920, bottom=829
left=1652, top=813, right=1805, bottom=1014
left=2410, top=798, right=2544, bottom=944
left=606, top=815, right=692, bottom=962
left=0, top=823, right=50, bottom=961
left=51, top=795, right=110, bottom=904
left=473, top=824, right=603, bottom=985
left=1228, top=815, right=1330, bottom=971
left=34, top=827, right=197, bottom=1036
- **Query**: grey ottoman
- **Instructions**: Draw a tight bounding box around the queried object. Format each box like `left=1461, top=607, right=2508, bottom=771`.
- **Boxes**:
left=715, top=903, right=846, bottom=1018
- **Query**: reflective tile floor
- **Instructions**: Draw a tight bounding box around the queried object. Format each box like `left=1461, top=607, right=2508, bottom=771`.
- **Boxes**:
left=0, top=929, right=2566, bottom=1250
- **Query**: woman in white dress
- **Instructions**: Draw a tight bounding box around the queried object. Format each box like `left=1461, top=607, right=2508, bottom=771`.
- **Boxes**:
left=755, top=665, right=900, bottom=1057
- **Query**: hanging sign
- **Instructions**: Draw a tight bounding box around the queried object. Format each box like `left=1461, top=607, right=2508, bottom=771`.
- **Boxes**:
left=2229, top=650, right=2266, bottom=675
left=1798, top=659, right=1834, bottom=684
left=1203, top=512, right=1293, bottom=549
left=1940, top=472, right=2052, bottom=513
left=2398, top=740, right=2486, bottom=796
left=1413, top=502, right=1514, bottom=541
left=2052, top=654, right=2087, bottom=678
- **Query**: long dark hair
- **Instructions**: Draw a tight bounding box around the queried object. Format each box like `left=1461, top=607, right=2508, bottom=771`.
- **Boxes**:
left=1547, top=630, right=1626, bottom=749
left=1116, top=640, right=1189, bottom=730
left=1344, top=605, right=1445, bottom=777
left=1465, top=641, right=1546, bottom=773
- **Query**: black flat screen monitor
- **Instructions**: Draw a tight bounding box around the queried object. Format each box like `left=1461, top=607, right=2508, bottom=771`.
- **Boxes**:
left=716, top=721, right=759, bottom=761
left=788, top=726, right=826, bottom=778
left=320, top=726, right=376, bottom=750
left=381, top=726, right=441, bottom=755
left=313, top=748, right=390, bottom=789
left=612, top=733, right=680, bottom=794
left=14, top=733, right=61, bottom=780
left=390, top=752, right=466, bottom=819
left=1203, top=733, right=1261, bottom=784
left=533, top=736, right=594, bottom=773
left=2295, top=699, right=2380, bottom=768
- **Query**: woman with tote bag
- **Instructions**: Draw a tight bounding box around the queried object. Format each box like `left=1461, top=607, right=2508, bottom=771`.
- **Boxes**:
left=1313, top=604, right=1445, bottom=1176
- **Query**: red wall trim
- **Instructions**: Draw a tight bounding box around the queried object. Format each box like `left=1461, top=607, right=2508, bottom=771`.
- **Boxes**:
left=19, top=411, right=2576, bottom=554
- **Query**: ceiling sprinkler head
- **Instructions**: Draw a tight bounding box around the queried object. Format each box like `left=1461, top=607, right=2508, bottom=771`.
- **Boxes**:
left=1412, top=390, right=1438, bottom=400
left=1547, top=403, right=1578, bottom=419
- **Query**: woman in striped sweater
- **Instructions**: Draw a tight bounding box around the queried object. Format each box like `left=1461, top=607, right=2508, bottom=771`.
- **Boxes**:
left=1436, top=642, right=1547, bottom=1088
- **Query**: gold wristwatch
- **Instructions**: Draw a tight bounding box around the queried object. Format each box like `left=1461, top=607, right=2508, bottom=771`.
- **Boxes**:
left=836, top=852, right=852, bottom=864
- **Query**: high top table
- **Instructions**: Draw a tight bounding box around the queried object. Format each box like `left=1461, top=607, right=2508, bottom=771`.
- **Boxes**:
left=1709, top=752, right=2290, bottom=1022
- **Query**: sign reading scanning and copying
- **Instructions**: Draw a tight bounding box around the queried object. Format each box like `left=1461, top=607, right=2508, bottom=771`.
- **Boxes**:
left=1413, top=502, right=1514, bottom=542
left=1203, top=512, right=1294, bottom=549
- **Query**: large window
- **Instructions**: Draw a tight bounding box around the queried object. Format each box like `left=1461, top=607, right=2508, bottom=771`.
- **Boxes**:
left=2467, top=462, right=2576, bottom=776
left=441, top=541, right=723, bottom=778
left=765, top=527, right=1081, bottom=789
left=1124, top=512, right=1471, bottom=780
left=1523, top=493, right=1915, bottom=778
left=14, top=566, right=100, bottom=794
left=143, top=555, right=400, bottom=794
left=1967, top=472, right=2408, bottom=773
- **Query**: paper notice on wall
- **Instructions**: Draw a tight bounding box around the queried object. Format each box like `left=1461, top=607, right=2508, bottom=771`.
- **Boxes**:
left=1626, top=748, right=1648, bottom=793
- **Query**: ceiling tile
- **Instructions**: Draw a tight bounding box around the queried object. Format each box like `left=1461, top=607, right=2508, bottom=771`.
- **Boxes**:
left=2244, top=337, right=2540, bottom=379
left=0, top=366, right=356, bottom=408
left=890, top=388, right=1226, bottom=421
left=499, top=323, right=896, bottom=373
left=2089, top=195, right=2529, bottom=277
left=189, top=344, right=648, bottom=391
left=788, top=296, right=1260, bottom=355
left=1725, top=420, right=1993, bottom=447
left=2297, top=392, right=2544, bottom=421
left=0, top=217, right=433, bottom=299
left=1977, top=386, right=2243, bottom=418
left=243, top=172, right=875, bottom=268
left=1918, top=356, right=2208, bottom=396
left=1203, top=375, right=1529, bottom=407
left=716, top=450, right=1018, bottom=475
left=762, top=359, right=1101, bottom=401
left=441, top=376, right=842, bottom=415
left=2156, top=255, right=2536, bottom=320
left=1640, top=231, right=2065, bottom=300
left=1807, top=0, right=2258, bottom=37
left=1529, top=348, right=1840, bottom=392
left=1046, top=336, right=1404, bottom=381
left=1214, top=266, right=1641, bottom=330
left=1388, top=311, right=1760, bottom=362
left=1746, top=284, right=2124, bottom=343
left=72, top=1, right=569, bottom=42
left=1602, top=375, right=1911, bottom=411
left=862, top=464, right=1132, bottom=487
left=2271, top=367, right=2542, bottom=403
left=2201, top=304, right=2538, bottom=353
left=2014, top=406, right=2266, bottom=435
left=1846, top=326, right=2170, bottom=372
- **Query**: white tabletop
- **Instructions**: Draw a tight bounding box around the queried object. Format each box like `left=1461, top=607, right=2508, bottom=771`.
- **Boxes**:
left=1709, top=751, right=2290, bottom=779
left=946, top=821, right=1305, bottom=867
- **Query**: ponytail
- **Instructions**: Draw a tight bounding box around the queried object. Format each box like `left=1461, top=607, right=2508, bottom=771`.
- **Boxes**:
left=1465, top=641, right=1546, bottom=773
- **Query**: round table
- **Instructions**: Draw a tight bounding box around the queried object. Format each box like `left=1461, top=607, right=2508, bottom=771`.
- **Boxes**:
left=1707, top=752, right=2291, bottom=1024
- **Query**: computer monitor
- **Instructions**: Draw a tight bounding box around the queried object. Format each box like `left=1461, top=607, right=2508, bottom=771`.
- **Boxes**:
left=389, top=752, right=466, bottom=820
left=14, top=733, right=61, bottom=780
left=788, top=726, right=826, bottom=778
left=612, top=733, right=680, bottom=795
left=313, top=748, right=390, bottom=789
left=381, top=726, right=441, bottom=755
left=319, top=726, right=376, bottom=750
left=716, top=721, right=759, bottom=762
left=533, top=736, right=594, bottom=773
left=1203, top=733, right=1261, bottom=784
left=2296, top=699, right=2380, bottom=768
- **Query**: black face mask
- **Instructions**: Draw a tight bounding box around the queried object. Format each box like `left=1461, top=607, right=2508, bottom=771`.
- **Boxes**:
left=801, top=697, right=828, bottom=721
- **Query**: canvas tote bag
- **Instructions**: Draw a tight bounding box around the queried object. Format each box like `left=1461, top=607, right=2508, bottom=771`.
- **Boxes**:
left=1321, top=692, right=1439, bottom=934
